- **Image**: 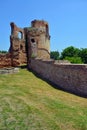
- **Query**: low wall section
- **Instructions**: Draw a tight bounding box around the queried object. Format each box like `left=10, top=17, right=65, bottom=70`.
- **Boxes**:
left=0, top=53, right=12, bottom=68
left=0, top=67, right=19, bottom=74
left=29, top=59, right=87, bottom=97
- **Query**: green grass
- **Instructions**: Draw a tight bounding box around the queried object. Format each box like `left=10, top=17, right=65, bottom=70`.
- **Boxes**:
left=0, top=68, right=87, bottom=130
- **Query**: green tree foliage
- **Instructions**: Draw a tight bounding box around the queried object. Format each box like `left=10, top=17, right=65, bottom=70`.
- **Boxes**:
left=79, top=48, right=87, bottom=63
left=60, top=46, right=83, bottom=63
left=50, top=51, right=59, bottom=60
left=60, top=46, right=80, bottom=59
left=0, top=50, right=7, bottom=54
left=65, top=56, right=83, bottom=64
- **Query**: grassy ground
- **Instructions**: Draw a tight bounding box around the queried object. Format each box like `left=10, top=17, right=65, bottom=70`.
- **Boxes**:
left=0, top=68, right=87, bottom=130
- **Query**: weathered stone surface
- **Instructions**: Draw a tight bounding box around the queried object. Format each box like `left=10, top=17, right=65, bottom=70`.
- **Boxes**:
left=0, top=67, right=19, bottom=74
left=25, top=20, right=50, bottom=63
left=0, top=19, right=50, bottom=68
left=9, top=22, right=27, bottom=66
left=29, top=59, right=87, bottom=97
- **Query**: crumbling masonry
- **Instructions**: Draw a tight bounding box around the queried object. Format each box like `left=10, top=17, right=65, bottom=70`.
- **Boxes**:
left=0, top=20, right=50, bottom=67
left=9, top=20, right=50, bottom=66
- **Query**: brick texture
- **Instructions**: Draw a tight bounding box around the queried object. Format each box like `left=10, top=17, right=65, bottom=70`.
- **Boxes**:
left=29, top=59, right=87, bottom=97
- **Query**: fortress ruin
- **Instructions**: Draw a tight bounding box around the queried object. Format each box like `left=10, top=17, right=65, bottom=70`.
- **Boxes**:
left=0, top=19, right=87, bottom=97
left=0, top=20, right=50, bottom=67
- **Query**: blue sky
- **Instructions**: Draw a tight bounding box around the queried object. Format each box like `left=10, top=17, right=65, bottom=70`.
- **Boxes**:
left=0, top=0, right=87, bottom=52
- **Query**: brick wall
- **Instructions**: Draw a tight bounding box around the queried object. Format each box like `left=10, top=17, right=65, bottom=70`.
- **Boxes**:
left=0, top=53, right=12, bottom=68
left=29, top=59, right=87, bottom=97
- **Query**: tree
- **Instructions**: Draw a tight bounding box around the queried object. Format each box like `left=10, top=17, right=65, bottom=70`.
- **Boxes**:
left=0, top=50, right=8, bottom=54
left=79, top=48, right=87, bottom=63
left=65, top=56, right=83, bottom=64
left=50, top=51, right=59, bottom=60
left=60, top=46, right=80, bottom=59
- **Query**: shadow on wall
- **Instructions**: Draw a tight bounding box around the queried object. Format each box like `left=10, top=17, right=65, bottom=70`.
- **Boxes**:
left=29, top=68, right=87, bottom=98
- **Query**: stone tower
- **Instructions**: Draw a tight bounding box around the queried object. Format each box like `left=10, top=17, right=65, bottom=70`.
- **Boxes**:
left=25, top=20, right=50, bottom=64
left=9, top=20, right=50, bottom=66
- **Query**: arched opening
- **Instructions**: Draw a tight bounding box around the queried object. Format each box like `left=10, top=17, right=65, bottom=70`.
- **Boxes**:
left=18, top=32, right=22, bottom=39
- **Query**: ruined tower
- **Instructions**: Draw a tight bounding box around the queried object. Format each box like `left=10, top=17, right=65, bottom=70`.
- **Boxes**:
left=9, top=22, right=27, bottom=66
left=25, top=20, right=50, bottom=61
left=9, top=20, right=50, bottom=66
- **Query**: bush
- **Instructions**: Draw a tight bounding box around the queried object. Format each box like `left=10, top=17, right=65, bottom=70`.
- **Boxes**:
left=64, top=56, right=83, bottom=64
